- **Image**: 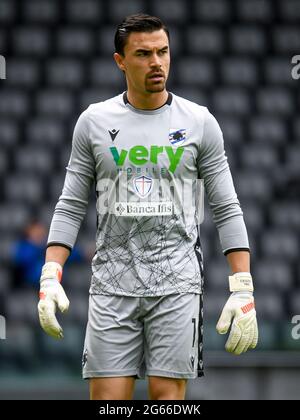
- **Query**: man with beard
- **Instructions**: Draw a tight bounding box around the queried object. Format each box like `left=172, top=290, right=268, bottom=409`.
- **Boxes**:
left=38, top=14, right=258, bottom=400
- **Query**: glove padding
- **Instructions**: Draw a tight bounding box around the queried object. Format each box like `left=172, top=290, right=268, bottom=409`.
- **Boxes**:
left=38, top=262, right=69, bottom=339
left=216, top=292, right=258, bottom=355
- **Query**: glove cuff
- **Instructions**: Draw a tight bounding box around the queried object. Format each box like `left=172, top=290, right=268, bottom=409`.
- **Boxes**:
left=229, top=272, right=253, bottom=292
left=41, top=262, right=63, bottom=283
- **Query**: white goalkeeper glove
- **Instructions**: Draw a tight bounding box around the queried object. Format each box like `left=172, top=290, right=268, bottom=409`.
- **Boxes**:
left=38, top=262, right=69, bottom=339
left=216, top=272, right=258, bottom=355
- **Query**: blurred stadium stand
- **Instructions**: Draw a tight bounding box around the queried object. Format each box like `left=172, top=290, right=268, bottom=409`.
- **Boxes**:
left=0, top=0, right=300, bottom=399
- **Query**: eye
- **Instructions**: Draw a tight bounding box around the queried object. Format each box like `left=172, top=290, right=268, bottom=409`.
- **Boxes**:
left=137, top=51, right=148, bottom=56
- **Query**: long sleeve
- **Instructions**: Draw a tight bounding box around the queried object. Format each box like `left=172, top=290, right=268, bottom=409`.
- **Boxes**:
left=47, top=109, right=95, bottom=250
left=197, top=108, right=249, bottom=254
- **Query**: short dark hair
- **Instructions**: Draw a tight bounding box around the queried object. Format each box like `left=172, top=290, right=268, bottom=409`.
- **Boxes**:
left=114, top=13, right=170, bottom=56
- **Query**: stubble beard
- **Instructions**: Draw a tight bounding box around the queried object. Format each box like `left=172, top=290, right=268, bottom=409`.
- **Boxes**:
left=145, top=79, right=166, bottom=93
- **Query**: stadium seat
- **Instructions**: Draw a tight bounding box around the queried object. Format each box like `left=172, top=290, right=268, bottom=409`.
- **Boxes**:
left=107, top=0, right=147, bottom=23
left=176, top=58, right=215, bottom=86
left=0, top=150, right=8, bottom=175
left=65, top=0, right=103, bottom=24
left=194, top=0, right=231, bottom=23
left=0, top=0, right=16, bottom=25
left=0, top=235, right=18, bottom=264
left=26, top=118, right=65, bottom=148
left=240, top=143, right=278, bottom=171
left=235, top=170, right=272, bottom=202
left=6, top=59, right=40, bottom=88
left=249, top=116, right=286, bottom=144
left=269, top=201, right=300, bottom=230
left=15, top=146, right=54, bottom=175
left=204, top=258, right=228, bottom=292
left=152, top=0, right=188, bottom=23
left=285, top=145, right=300, bottom=175
left=254, top=292, right=285, bottom=321
left=13, top=27, right=51, bottom=56
left=293, top=119, right=300, bottom=140
left=260, top=229, right=299, bottom=261
left=221, top=58, right=258, bottom=86
left=0, top=119, right=20, bottom=148
left=253, top=259, right=293, bottom=291
left=212, top=88, right=251, bottom=116
left=0, top=204, right=30, bottom=234
left=280, top=0, right=300, bottom=21
left=90, top=59, right=123, bottom=86
left=6, top=291, right=39, bottom=324
left=0, top=29, right=6, bottom=51
left=5, top=174, right=44, bottom=204
left=256, top=88, right=293, bottom=115
left=47, top=59, right=84, bottom=88
left=264, top=58, right=295, bottom=85
left=0, top=323, right=38, bottom=369
left=230, top=26, right=266, bottom=55
left=22, top=0, right=59, bottom=23
left=36, top=90, right=74, bottom=117
left=273, top=26, right=300, bottom=53
left=56, top=28, right=94, bottom=56
left=0, top=90, right=29, bottom=118
left=98, top=26, right=117, bottom=55
left=187, top=27, right=224, bottom=55
left=0, top=267, right=11, bottom=294
left=237, top=0, right=273, bottom=22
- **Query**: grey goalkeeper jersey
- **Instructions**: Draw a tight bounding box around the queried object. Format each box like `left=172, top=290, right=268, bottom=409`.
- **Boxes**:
left=48, top=92, right=249, bottom=296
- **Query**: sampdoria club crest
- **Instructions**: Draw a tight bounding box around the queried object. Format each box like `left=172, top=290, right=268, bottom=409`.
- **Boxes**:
left=169, top=128, right=186, bottom=145
left=133, top=175, right=153, bottom=198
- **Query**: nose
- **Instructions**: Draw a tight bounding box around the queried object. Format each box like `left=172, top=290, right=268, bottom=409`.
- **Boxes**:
left=150, top=53, right=162, bottom=68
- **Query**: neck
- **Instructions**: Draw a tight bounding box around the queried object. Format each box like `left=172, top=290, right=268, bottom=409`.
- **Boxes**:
left=126, top=89, right=169, bottom=110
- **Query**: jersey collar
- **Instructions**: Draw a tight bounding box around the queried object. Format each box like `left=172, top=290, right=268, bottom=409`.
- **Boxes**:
left=122, top=91, right=173, bottom=115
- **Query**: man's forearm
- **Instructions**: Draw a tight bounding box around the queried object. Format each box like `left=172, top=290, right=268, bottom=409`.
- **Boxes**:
left=226, top=251, right=250, bottom=274
left=45, top=245, right=71, bottom=267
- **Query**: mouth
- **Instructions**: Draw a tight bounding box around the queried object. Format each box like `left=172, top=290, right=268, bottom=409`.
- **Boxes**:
left=148, top=73, right=164, bottom=82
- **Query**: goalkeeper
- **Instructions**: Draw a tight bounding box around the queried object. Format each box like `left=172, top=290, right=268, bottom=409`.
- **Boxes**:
left=38, top=14, right=258, bottom=400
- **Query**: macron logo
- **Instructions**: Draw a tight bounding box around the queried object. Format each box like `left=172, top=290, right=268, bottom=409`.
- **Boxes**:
left=108, top=129, right=120, bottom=141
left=241, top=302, right=255, bottom=314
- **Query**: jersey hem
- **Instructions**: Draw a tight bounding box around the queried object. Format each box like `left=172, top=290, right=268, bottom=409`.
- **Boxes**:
left=88, top=290, right=203, bottom=298
left=147, top=368, right=202, bottom=379
left=82, top=369, right=143, bottom=379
